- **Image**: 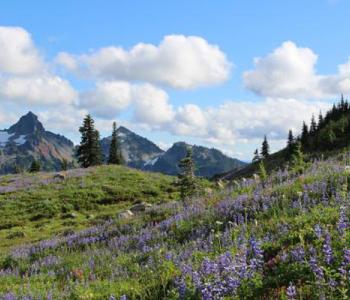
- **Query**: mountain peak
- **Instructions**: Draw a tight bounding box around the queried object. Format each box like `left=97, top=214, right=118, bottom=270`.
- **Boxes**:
left=8, top=111, right=45, bottom=135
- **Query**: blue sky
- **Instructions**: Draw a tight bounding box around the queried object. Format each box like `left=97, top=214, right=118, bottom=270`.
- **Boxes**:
left=0, top=0, right=349, bottom=160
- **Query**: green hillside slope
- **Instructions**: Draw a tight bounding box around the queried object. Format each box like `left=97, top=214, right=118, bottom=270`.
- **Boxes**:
left=0, top=152, right=350, bottom=298
left=0, top=166, right=182, bottom=254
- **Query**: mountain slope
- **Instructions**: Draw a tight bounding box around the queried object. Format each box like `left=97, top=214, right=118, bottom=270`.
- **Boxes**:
left=1, top=147, right=349, bottom=298
left=0, top=112, right=74, bottom=174
left=221, top=97, right=350, bottom=181
left=144, top=141, right=247, bottom=177
left=100, top=126, right=164, bottom=169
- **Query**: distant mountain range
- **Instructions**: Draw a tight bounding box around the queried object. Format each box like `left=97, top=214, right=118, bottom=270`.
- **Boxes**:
left=0, top=112, right=74, bottom=174
left=142, top=142, right=246, bottom=177
left=0, top=112, right=247, bottom=177
left=100, top=126, right=164, bottom=169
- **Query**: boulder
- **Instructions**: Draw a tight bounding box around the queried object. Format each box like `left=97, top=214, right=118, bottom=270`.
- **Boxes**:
left=204, top=187, right=213, bottom=195
left=118, top=210, right=134, bottom=219
left=130, top=202, right=152, bottom=213
left=62, top=212, right=77, bottom=219
left=252, top=173, right=259, bottom=181
left=54, top=173, right=66, bottom=180
left=217, top=180, right=225, bottom=189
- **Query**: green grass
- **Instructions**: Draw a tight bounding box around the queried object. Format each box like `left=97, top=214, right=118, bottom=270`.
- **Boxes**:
left=0, top=165, right=181, bottom=255
left=1, top=156, right=349, bottom=298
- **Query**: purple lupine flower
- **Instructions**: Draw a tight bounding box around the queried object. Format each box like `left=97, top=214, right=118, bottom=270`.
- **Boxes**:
left=119, top=295, right=127, bottom=300
left=338, top=249, right=350, bottom=277
left=323, top=232, right=333, bottom=265
left=337, top=206, right=348, bottom=235
left=175, top=277, right=187, bottom=299
left=309, top=253, right=324, bottom=281
left=314, top=224, right=322, bottom=239
left=3, top=293, right=17, bottom=300
left=291, top=246, right=305, bottom=262
left=286, top=282, right=297, bottom=299
left=248, top=237, right=264, bottom=271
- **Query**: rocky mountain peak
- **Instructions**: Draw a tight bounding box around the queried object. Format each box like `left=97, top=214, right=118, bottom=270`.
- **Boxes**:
left=8, top=111, right=45, bottom=135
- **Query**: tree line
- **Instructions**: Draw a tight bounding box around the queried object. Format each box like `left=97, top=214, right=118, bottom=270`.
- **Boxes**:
left=253, top=95, right=349, bottom=174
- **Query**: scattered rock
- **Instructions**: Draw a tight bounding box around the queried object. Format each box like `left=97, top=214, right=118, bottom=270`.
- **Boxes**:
left=62, top=212, right=77, bottom=219
left=217, top=180, right=225, bottom=189
left=130, top=202, right=152, bottom=213
left=7, top=231, right=25, bottom=239
left=53, top=173, right=66, bottom=180
left=204, top=187, right=213, bottom=195
left=118, top=210, right=134, bottom=220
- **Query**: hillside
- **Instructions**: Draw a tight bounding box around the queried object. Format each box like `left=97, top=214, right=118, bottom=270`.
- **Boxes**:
left=0, top=165, right=183, bottom=254
left=100, top=126, right=164, bottom=169
left=222, top=97, right=350, bottom=180
left=0, top=112, right=75, bottom=174
left=1, top=151, right=350, bottom=298
left=143, top=141, right=247, bottom=177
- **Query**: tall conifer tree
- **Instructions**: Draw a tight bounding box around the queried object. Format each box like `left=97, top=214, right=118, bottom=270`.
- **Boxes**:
left=286, top=129, right=295, bottom=159
left=301, top=121, right=309, bottom=148
left=260, top=135, right=270, bottom=158
left=310, top=115, right=317, bottom=135
left=252, top=149, right=260, bottom=163
left=108, top=122, right=123, bottom=165
left=178, top=148, right=197, bottom=199
left=77, top=114, right=102, bottom=168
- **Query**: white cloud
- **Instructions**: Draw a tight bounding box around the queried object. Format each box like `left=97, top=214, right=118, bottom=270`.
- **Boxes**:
left=0, top=26, right=78, bottom=107
left=80, top=81, right=132, bottom=118
left=56, top=35, right=232, bottom=89
left=0, top=26, right=44, bottom=75
left=244, top=41, right=350, bottom=99
left=132, top=84, right=175, bottom=125
left=162, top=98, right=331, bottom=147
left=79, top=81, right=174, bottom=126
left=38, top=106, right=88, bottom=138
left=55, top=52, right=78, bottom=72
left=0, top=75, right=77, bottom=106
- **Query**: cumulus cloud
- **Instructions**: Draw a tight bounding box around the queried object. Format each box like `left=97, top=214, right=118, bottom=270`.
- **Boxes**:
left=165, top=98, right=331, bottom=147
left=0, top=26, right=78, bottom=107
left=132, top=84, right=175, bottom=126
left=244, top=41, right=350, bottom=99
left=79, top=81, right=174, bottom=125
left=38, top=106, right=87, bottom=133
left=0, top=26, right=44, bottom=75
left=0, top=75, right=77, bottom=106
left=56, top=35, right=232, bottom=89
left=80, top=81, right=132, bottom=118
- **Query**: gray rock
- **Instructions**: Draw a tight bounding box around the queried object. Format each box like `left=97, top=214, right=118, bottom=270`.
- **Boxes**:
left=118, top=210, right=134, bottom=219
left=54, top=173, right=66, bottom=180
left=62, top=212, right=77, bottom=219
left=130, top=202, right=152, bottom=213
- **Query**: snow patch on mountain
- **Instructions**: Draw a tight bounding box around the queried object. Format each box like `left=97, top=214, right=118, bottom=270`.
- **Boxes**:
left=14, top=135, right=27, bottom=145
left=144, top=156, right=160, bottom=166
left=0, top=131, right=14, bottom=147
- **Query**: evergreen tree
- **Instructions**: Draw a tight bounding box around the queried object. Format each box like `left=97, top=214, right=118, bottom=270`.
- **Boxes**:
left=252, top=149, right=260, bottom=163
left=108, top=122, right=124, bottom=165
left=287, top=129, right=294, bottom=148
left=258, top=160, right=268, bottom=187
left=286, top=129, right=295, bottom=159
left=77, top=114, right=102, bottom=168
left=29, top=159, right=41, bottom=173
left=318, top=111, right=324, bottom=129
left=290, top=141, right=305, bottom=173
left=301, top=121, right=309, bottom=148
left=61, top=159, right=68, bottom=171
left=260, top=135, right=270, bottom=158
left=310, top=115, right=317, bottom=135
left=178, top=148, right=197, bottom=200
